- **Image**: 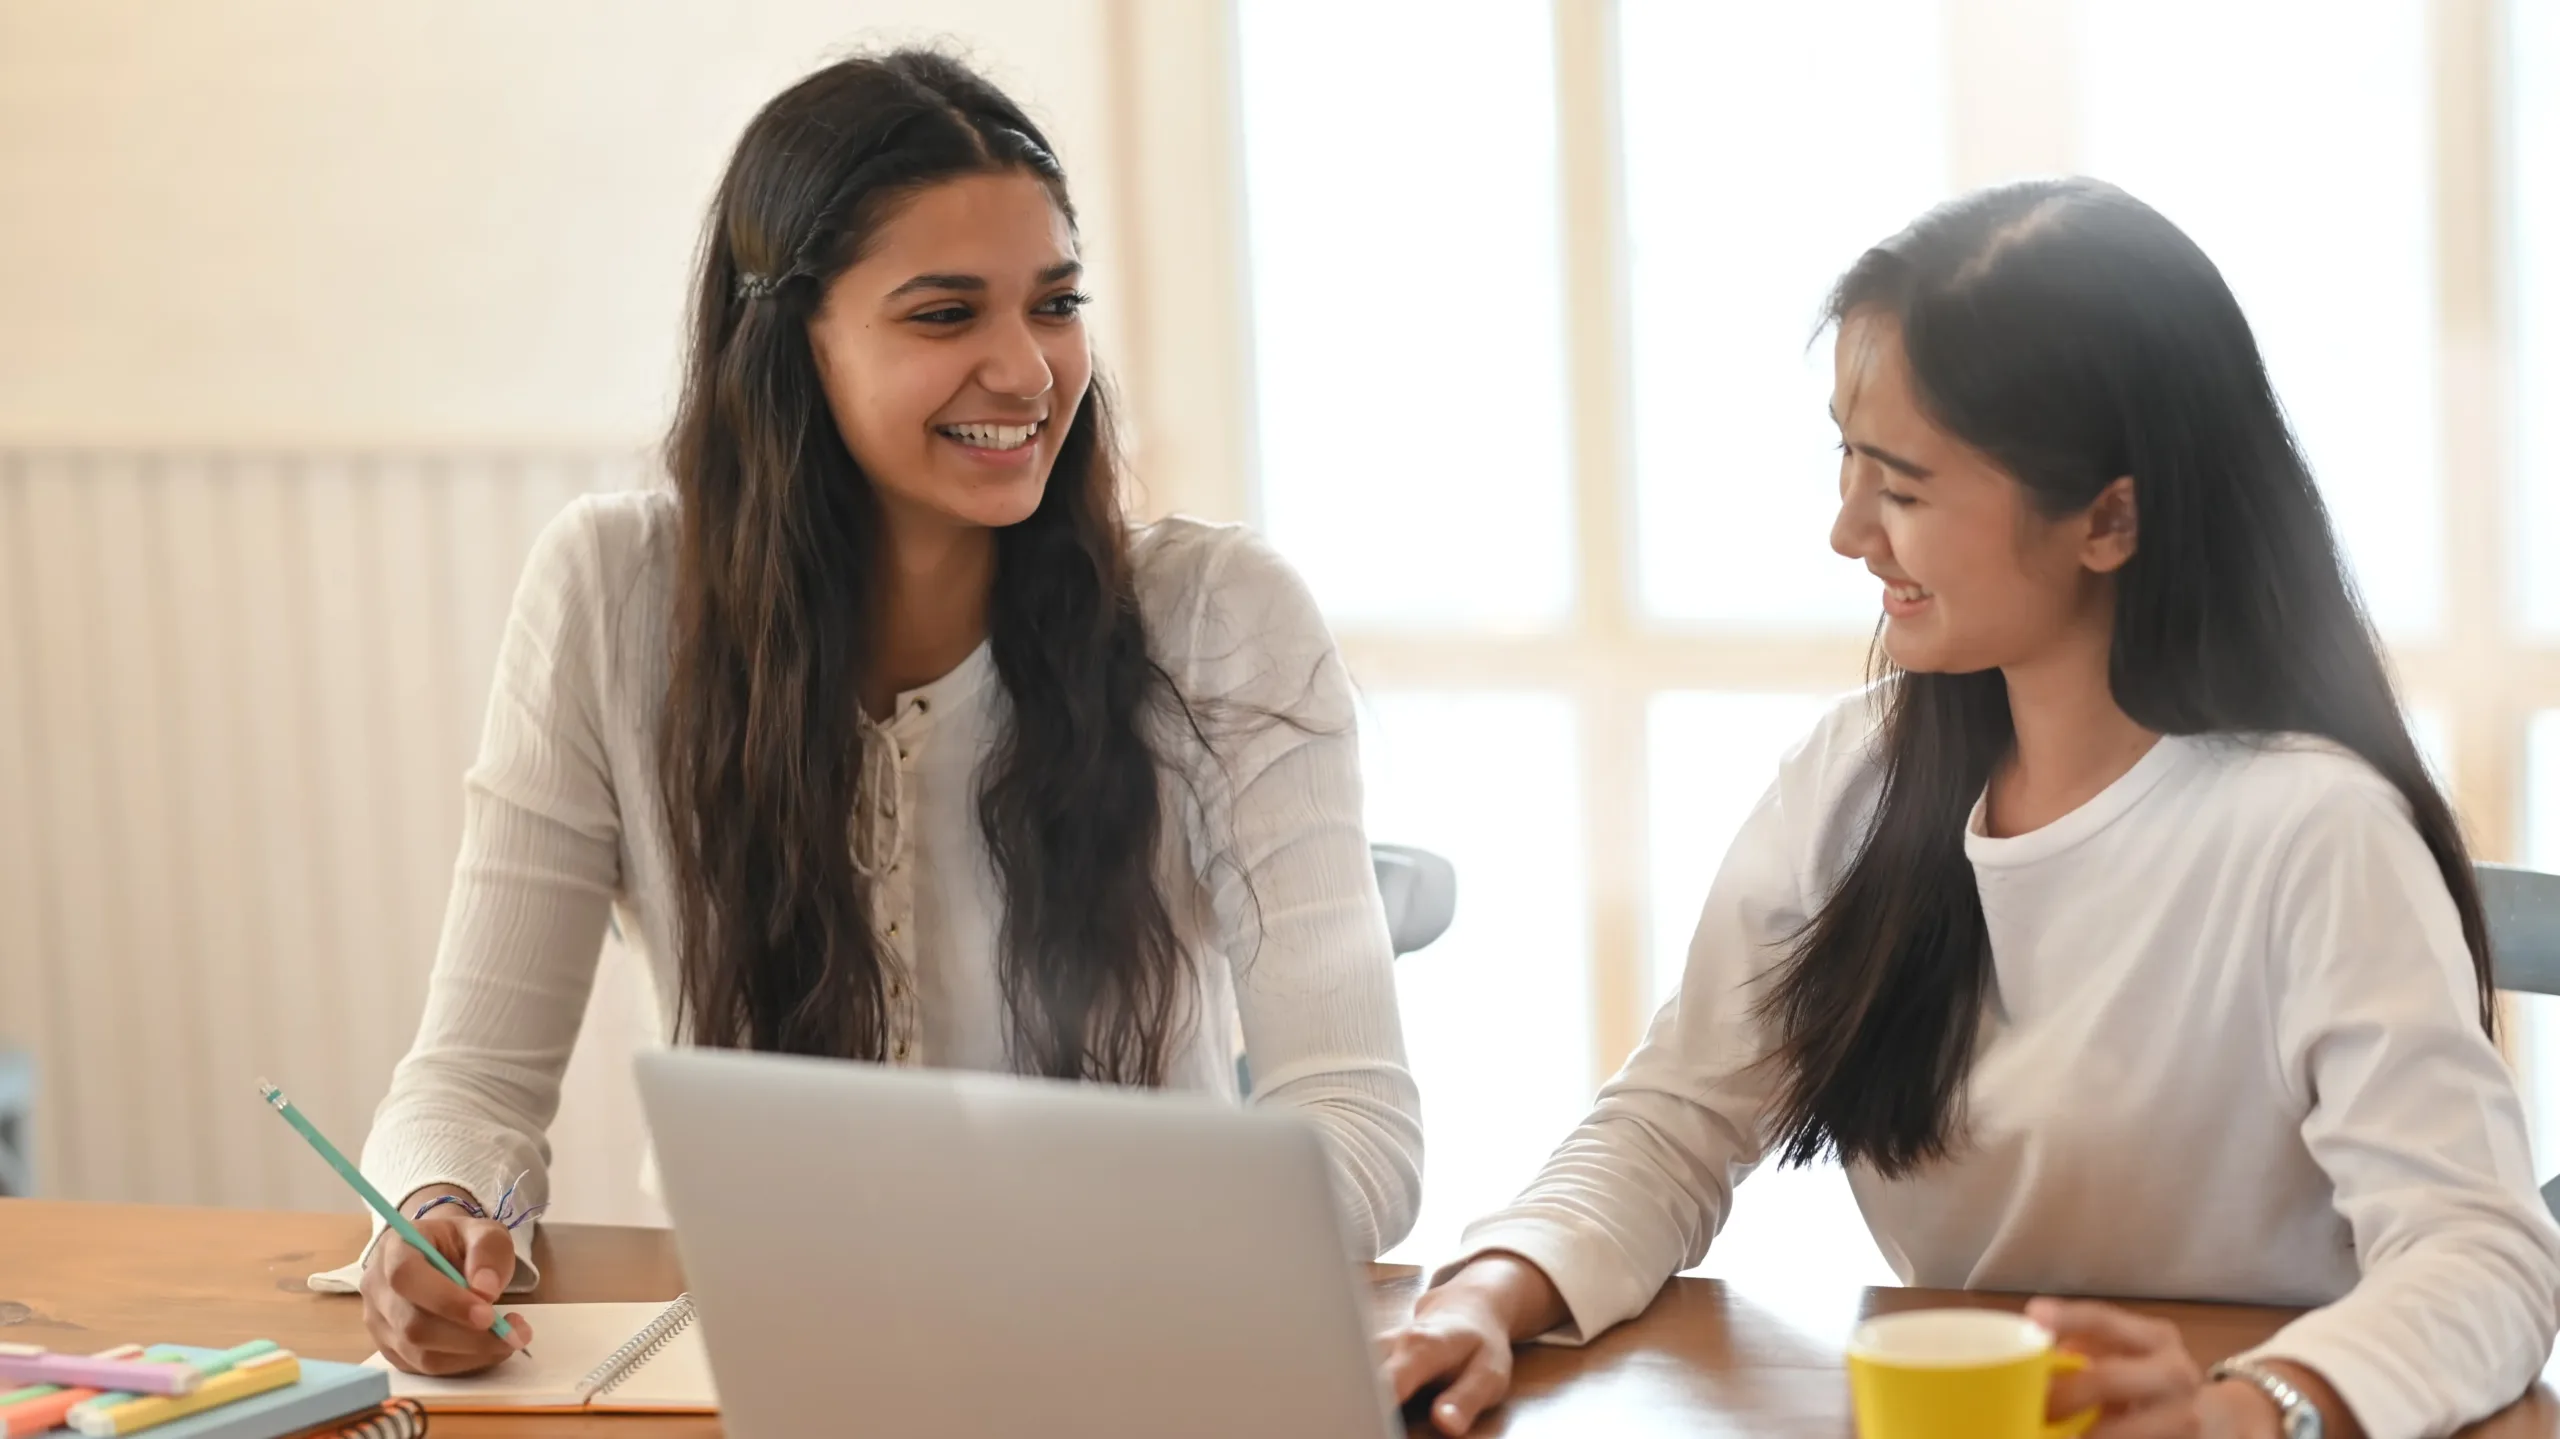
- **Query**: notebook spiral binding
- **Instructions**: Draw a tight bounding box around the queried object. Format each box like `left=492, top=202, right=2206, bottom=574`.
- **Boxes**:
left=577, top=1293, right=698, bottom=1400
left=302, top=1397, right=428, bottom=1438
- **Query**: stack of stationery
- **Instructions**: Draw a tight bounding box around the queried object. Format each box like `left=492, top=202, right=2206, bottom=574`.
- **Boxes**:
left=0, top=1341, right=389, bottom=1439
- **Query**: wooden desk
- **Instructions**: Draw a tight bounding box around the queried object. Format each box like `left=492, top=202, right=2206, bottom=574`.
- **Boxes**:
left=0, top=1200, right=707, bottom=1439
left=4, top=1199, right=2552, bottom=1437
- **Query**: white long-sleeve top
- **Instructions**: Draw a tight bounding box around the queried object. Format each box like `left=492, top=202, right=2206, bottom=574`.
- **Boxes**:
left=1449, top=695, right=2560, bottom=1439
left=350, top=489, right=1423, bottom=1272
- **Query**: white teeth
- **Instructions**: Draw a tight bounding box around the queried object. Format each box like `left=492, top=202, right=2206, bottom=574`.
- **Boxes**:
left=941, top=422, right=1041, bottom=450
left=1890, top=584, right=1931, bottom=601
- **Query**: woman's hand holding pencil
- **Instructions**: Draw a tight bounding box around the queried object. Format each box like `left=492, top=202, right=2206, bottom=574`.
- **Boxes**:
left=360, top=1187, right=535, bottom=1376
left=253, top=1080, right=534, bottom=1377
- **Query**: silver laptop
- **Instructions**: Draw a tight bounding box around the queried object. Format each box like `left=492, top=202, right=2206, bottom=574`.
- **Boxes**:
left=633, top=1047, right=1400, bottom=1439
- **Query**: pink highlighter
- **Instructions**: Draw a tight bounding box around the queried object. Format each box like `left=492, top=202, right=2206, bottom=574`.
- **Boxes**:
left=0, top=1343, right=199, bottom=1396
left=0, top=1344, right=147, bottom=1439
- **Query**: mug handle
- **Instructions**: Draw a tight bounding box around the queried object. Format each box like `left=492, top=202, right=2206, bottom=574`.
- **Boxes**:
left=2044, top=1349, right=2097, bottom=1439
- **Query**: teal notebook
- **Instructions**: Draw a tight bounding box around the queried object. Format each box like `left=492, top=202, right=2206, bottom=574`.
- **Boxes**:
left=111, top=1348, right=389, bottom=1439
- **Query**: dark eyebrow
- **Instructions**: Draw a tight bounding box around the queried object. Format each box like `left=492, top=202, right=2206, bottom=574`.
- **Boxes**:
left=886, top=260, right=1083, bottom=299
left=1826, top=403, right=1934, bottom=480
left=1853, top=443, right=1933, bottom=481
left=887, top=273, right=983, bottom=298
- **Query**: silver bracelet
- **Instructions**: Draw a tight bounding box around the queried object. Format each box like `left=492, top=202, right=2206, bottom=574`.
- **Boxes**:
left=2208, top=1359, right=2323, bottom=1439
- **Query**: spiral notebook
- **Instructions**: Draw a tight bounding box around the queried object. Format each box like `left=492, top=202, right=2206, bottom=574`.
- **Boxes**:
left=365, top=1296, right=717, bottom=1413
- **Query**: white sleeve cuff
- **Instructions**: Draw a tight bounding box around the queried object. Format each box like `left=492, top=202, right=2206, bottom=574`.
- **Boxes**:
left=304, top=1180, right=545, bottom=1297
left=306, top=1221, right=543, bottom=1296
left=1431, top=1216, right=1665, bottom=1347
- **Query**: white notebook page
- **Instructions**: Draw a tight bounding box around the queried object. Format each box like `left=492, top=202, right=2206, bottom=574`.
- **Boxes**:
left=366, top=1301, right=715, bottom=1410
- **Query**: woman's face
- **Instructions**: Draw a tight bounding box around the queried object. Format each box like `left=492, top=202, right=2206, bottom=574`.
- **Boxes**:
left=807, top=171, right=1093, bottom=536
left=1826, top=312, right=2135, bottom=675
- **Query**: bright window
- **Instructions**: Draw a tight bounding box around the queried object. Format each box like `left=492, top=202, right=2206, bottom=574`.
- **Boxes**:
left=2517, top=0, right=2560, bottom=629
left=1621, top=0, right=1950, bottom=629
left=1360, top=692, right=1588, bottom=1262
left=1645, top=691, right=1840, bottom=1005
left=1234, top=0, right=1573, bottom=629
left=1230, top=0, right=2543, bottom=1286
left=2078, top=0, right=2442, bottom=638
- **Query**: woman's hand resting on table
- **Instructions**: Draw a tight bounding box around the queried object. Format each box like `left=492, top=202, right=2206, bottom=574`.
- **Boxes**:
left=359, top=1185, right=535, bottom=1376
left=1376, top=1254, right=1568, bottom=1436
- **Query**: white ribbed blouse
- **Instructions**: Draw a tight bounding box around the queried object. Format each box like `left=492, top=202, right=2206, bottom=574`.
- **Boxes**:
left=347, top=489, right=1423, bottom=1279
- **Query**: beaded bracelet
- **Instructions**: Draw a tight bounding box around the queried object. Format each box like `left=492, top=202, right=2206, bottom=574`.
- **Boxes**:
left=408, top=1170, right=551, bottom=1231
left=407, top=1194, right=485, bottom=1224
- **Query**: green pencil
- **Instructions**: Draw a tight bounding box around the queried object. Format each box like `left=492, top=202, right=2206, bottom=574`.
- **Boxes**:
left=255, top=1078, right=520, bottom=1347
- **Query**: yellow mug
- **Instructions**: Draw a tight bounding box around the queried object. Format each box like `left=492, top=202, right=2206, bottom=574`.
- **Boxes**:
left=1846, top=1309, right=2097, bottom=1439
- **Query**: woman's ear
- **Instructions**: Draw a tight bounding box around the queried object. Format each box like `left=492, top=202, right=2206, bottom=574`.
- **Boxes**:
left=2081, top=475, right=2138, bottom=574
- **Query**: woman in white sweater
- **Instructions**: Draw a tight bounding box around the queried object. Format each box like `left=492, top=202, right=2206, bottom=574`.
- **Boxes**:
left=1384, top=178, right=2560, bottom=1439
left=350, top=50, right=1422, bottom=1374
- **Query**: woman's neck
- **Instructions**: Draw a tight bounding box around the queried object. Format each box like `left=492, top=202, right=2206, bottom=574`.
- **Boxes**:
left=1985, top=625, right=2159, bottom=840
left=866, top=511, right=994, bottom=720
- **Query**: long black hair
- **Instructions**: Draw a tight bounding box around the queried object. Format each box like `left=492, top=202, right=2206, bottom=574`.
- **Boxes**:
left=658, top=49, right=1195, bottom=1083
left=1757, top=177, right=2493, bottom=1177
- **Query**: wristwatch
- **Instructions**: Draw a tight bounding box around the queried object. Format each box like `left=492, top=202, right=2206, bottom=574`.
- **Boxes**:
left=2208, top=1359, right=2324, bottom=1439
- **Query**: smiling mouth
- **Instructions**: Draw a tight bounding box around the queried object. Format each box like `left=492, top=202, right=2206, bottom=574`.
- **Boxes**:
left=937, top=421, right=1045, bottom=451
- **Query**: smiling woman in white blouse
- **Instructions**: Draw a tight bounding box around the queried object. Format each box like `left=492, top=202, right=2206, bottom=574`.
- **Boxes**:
left=346, top=49, right=1422, bottom=1375
left=1382, top=178, right=2560, bottom=1439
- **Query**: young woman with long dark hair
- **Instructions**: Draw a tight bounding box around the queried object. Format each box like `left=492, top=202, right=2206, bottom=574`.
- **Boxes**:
left=1382, top=179, right=2560, bottom=1439
left=345, top=50, right=1422, bottom=1374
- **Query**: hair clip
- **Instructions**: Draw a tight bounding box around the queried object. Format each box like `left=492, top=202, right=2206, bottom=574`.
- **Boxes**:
left=733, top=270, right=783, bottom=302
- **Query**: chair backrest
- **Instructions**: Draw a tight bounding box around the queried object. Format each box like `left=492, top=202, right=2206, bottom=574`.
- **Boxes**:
left=2472, top=863, right=2560, bottom=1222
left=2478, top=862, right=2560, bottom=997
left=1373, top=844, right=1457, bottom=957
left=0, top=1048, right=32, bottom=1197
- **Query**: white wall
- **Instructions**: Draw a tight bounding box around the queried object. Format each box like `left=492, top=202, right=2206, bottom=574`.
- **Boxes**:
left=0, top=0, right=1252, bottom=1220
left=0, top=448, right=649, bottom=1216
left=0, top=0, right=1125, bottom=446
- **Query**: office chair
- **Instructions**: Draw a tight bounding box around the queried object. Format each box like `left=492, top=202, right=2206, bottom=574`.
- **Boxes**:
left=2474, top=862, right=2560, bottom=1221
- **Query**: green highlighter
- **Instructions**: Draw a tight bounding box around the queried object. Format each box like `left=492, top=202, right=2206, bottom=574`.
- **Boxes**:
left=255, top=1079, right=520, bottom=1347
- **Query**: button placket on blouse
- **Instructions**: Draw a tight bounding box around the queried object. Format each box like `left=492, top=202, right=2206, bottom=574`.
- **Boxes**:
left=879, top=695, right=929, bottom=1065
